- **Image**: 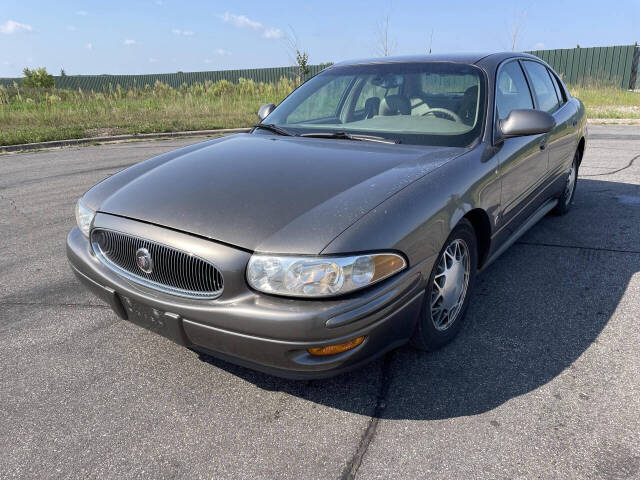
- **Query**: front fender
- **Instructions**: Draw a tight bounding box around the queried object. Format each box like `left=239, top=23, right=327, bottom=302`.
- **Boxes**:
left=322, top=146, right=500, bottom=266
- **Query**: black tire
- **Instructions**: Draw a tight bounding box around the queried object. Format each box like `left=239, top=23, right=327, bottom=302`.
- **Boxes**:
left=410, top=218, right=478, bottom=351
left=551, top=150, right=579, bottom=216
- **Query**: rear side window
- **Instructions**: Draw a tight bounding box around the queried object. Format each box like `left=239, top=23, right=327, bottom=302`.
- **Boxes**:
left=522, top=61, right=560, bottom=113
left=496, top=61, right=534, bottom=120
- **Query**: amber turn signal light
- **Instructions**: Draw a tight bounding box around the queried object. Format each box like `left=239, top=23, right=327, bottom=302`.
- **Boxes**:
left=307, top=336, right=366, bottom=356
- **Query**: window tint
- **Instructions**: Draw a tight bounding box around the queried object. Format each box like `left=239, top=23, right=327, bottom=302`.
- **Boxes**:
left=522, top=61, right=559, bottom=113
left=496, top=61, right=533, bottom=121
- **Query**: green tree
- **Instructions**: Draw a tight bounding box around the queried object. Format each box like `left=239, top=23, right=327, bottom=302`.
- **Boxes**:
left=295, top=50, right=309, bottom=80
left=22, top=67, right=55, bottom=88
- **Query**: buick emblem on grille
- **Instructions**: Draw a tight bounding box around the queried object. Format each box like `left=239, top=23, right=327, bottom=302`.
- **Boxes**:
left=135, top=248, right=154, bottom=274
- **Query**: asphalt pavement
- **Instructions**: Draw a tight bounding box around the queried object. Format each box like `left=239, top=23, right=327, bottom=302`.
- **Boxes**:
left=1, top=125, right=638, bottom=479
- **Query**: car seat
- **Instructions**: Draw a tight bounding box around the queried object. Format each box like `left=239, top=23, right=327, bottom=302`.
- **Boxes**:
left=379, top=95, right=411, bottom=116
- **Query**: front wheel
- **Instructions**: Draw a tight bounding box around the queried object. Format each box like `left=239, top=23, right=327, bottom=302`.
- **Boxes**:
left=551, top=151, right=579, bottom=215
left=410, top=219, right=477, bottom=351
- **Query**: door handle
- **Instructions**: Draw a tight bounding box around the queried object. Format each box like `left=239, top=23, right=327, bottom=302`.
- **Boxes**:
left=539, top=143, right=546, bottom=151
left=572, top=120, right=578, bottom=127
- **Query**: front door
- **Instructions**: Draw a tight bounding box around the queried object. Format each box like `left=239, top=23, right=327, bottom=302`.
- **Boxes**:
left=495, top=60, right=549, bottom=232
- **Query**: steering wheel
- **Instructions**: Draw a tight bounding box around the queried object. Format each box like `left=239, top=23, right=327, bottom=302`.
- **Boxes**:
left=421, top=108, right=462, bottom=123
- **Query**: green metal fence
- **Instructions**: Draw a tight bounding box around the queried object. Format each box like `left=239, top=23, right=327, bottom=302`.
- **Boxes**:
left=0, top=63, right=332, bottom=91
left=526, top=44, right=639, bottom=89
left=1, top=44, right=639, bottom=90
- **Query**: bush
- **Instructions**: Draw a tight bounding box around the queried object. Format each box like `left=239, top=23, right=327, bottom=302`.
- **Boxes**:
left=22, top=67, right=55, bottom=89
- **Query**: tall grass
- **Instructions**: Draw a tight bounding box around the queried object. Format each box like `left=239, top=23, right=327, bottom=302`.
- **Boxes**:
left=0, top=77, right=298, bottom=145
left=1, top=77, right=638, bottom=146
left=567, top=81, right=640, bottom=119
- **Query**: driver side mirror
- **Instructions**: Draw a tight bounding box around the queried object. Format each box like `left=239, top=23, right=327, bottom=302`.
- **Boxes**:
left=497, top=109, right=555, bottom=142
left=257, top=103, right=276, bottom=122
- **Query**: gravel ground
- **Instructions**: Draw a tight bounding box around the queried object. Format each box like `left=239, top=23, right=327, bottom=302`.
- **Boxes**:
left=1, top=125, right=638, bottom=479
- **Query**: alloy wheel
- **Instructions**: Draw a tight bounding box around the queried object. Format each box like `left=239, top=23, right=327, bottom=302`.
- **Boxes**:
left=430, top=239, right=471, bottom=331
left=564, top=162, right=577, bottom=206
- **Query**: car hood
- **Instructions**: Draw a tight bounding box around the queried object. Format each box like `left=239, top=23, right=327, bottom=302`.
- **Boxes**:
left=91, top=133, right=463, bottom=253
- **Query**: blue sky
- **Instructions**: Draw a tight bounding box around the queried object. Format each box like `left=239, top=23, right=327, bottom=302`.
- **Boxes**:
left=1, top=0, right=638, bottom=77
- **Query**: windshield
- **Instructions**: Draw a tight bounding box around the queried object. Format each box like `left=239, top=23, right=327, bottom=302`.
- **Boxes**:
left=263, top=62, right=486, bottom=147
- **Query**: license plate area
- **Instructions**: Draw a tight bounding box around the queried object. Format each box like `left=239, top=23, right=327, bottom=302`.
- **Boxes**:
left=120, top=295, right=188, bottom=345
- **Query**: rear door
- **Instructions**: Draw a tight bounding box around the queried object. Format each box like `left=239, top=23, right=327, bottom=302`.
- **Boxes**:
left=539, top=65, right=579, bottom=181
left=495, top=59, right=549, bottom=231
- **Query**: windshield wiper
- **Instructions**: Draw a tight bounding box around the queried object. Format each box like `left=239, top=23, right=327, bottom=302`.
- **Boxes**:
left=299, top=131, right=399, bottom=144
left=252, top=123, right=296, bottom=136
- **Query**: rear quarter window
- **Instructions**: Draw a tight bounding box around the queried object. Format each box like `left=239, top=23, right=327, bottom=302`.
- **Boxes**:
left=548, top=69, right=567, bottom=104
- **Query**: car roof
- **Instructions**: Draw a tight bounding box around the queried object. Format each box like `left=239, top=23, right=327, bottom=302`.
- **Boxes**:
left=330, top=52, right=540, bottom=68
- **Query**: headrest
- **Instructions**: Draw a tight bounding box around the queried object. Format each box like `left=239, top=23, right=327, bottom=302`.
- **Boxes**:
left=364, top=97, right=381, bottom=118
left=464, top=85, right=478, bottom=98
left=379, top=95, right=411, bottom=116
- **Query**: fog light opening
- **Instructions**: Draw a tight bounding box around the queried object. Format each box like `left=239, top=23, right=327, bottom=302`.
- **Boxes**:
left=307, top=336, right=366, bottom=356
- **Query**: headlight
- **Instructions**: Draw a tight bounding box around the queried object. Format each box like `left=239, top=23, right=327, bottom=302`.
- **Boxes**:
left=75, top=198, right=95, bottom=237
left=246, top=253, right=406, bottom=298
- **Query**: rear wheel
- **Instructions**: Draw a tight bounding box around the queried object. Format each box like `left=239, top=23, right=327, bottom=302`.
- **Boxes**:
left=551, top=150, right=579, bottom=215
left=411, top=219, right=477, bottom=351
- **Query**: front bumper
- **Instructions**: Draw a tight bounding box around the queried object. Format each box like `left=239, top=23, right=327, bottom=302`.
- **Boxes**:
left=67, top=215, right=433, bottom=379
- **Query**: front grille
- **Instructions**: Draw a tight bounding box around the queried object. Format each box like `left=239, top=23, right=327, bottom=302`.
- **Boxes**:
left=91, top=229, right=223, bottom=299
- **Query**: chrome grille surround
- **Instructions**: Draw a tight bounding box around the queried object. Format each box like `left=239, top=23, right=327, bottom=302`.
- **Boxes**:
left=91, top=228, right=223, bottom=299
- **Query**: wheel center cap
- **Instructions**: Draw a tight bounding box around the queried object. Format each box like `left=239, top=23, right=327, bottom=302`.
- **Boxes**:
left=442, top=261, right=464, bottom=310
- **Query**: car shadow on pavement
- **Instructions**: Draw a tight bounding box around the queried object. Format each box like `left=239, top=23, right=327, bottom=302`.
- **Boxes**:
left=198, top=178, right=640, bottom=420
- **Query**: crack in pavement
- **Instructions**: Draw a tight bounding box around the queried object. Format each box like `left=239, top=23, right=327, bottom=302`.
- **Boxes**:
left=515, top=240, right=640, bottom=255
left=340, top=236, right=639, bottom=479
left=341, top=351, right=396, bottom=480
left=581, top=153, right=640, bottom=177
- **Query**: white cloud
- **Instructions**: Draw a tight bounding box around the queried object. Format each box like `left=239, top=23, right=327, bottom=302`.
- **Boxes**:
left=172, top=28, right=194, bottom=36
left=218, top=12, right=262, bottom=30
left=0, top=20, right=33, bottom=34
left=263, top=28, right=283, bottom=39
left=148, top=58, right=159, bottom=63
left=155, top=0, right=164, bottom=4
left=123, top=39, right=136, bottom=46
left=533, top=42, right=545, bottom=50
left=66, top=25, right=77, bottom=31
left=85, top=43, right=93, bottom=50
left=76, top=10, right=88, bottom=16
left=215, top=48, right=231, bottom=56
left=218, top=12, right=282, bottom=40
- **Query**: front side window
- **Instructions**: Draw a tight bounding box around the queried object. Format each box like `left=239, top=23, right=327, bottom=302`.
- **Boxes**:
left=264, top=62, right=486, bottom=148
left=496, top=61, right=534, bottom=121
left=522, top=61, right=560, bottom=113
